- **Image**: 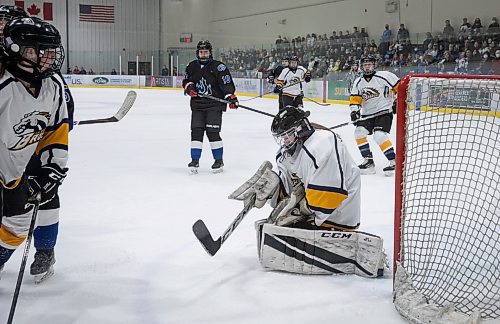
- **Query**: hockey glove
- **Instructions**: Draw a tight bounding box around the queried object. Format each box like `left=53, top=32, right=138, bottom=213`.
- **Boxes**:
left=273, top=84, right=283, bottom=94
left=183, top=82, right=198, bottom=97
left=267, top=75, right=275, bottom=84
left=350, top=110, right=360, bottom=123
left=226, top=94, right=239, bottom=109
left=27, top=164, right=68, bottom=205
left=304, top=71, right=312, bottom=83
left=228, top=161, right=279, bottom=208
left=392, top=100, right=397, bottom=115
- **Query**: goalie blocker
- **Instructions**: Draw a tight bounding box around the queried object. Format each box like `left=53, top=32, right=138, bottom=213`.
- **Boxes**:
left=255, top=220, right=387, bottom=278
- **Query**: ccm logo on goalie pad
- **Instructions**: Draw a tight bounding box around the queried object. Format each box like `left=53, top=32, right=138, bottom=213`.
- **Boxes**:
left=320, top=232, right=353, bottom=239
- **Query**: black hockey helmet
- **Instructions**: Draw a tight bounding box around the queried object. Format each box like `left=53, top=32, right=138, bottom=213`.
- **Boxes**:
left=0, top=5, right=28, bottom=42
left=289, top=55, right=299, bottom=70
left=2, top=17, right=65, bottom=79
left=196, top=39, right=213, bottom=63
left=271, top=105, right=314, bottom=154
left=359, top=55, right=376, bottom=76
left=281, top=56, right=290, bottom=66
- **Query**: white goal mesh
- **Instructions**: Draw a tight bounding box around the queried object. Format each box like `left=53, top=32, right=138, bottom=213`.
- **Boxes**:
left=393, top=75, right=500, bottom=323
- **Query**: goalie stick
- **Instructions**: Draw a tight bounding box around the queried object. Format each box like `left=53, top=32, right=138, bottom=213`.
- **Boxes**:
left=73, top=90, right=137, bottom=125
left=192, top=195, right=255, bottom=256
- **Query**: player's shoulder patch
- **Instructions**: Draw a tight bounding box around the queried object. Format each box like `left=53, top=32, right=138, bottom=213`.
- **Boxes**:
left=217, top=63, right=227, bottom=72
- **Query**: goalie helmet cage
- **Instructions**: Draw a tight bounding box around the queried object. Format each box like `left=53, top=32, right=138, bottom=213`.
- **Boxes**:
left=393, top=74, right=500, bottom=323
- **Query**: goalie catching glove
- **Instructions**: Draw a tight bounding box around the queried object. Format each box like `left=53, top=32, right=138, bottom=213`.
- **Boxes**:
left=267, top=182, right=313, bottom=226
left=28, top=163, right=68, bottom=204
left=228, top=161, right=279, bottom=208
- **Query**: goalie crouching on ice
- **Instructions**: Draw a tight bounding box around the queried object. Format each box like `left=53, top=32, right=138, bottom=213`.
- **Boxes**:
left=229, top=106, right=387, bottom=278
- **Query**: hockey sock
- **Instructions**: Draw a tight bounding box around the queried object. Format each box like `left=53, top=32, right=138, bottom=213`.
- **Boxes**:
left=208, top=138, right=223, bottom=161
left=191, top=140, right=203, bottom=160
left=34, top=223, right=59, bottom=250
left=0, top=245, right=15, bottom=266
left=356, top=137, right=372, bottom=158
left=373, top=131, right=395, bottom=160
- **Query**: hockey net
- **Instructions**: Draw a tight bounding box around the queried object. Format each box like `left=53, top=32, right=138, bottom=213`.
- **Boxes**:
left=393, top=74, right=500, bottom=323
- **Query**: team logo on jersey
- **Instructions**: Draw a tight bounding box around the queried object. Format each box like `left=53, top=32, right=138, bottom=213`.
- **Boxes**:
left=197, top=77, right=212, bottom=96
left=290, top=76, right=301, bottom=85
left=217, top=64, right=227, bottom=72
left=361, top=87, right=380, bottom=100
left=10, top=111, right=50, bottom=151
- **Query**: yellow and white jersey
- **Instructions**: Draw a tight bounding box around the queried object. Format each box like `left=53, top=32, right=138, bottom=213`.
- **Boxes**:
left=0, top=70, right=69, bottom=187
left=349, top=70, right=399, bottom=117
left=276, top=66, right=308, bottom=96
left=275, top=129, right=361, bottom=230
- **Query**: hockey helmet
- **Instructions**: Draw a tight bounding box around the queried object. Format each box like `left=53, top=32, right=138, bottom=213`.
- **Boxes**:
left=2, top=17, right=65, bottom=79
left=0, top=5, right=28, bottom=42
left=359, top=55, right=376, bottom=76
left=281, top=56, right=290, bottom=66
left=196, top=39, right=213, bottom=63
left=271, top=106, right=314, bottom=154
left=289, top=55, right=299, bottom=70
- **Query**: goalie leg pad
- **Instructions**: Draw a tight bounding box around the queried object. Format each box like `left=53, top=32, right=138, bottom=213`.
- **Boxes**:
left=256, top=223, right=386, bottom=277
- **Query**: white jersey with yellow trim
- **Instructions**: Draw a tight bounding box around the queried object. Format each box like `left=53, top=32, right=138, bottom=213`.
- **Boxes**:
left=276, top=66, right=308, bottom=96
left=0, top=70, right=69, bottom=187
left=275, top=129, right=361, bottom=229
left=349, top=70, right=399, bottom=117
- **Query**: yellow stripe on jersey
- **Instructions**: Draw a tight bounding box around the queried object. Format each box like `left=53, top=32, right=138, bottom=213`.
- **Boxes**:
left=379, top=139, right=393, bottom=152
left=306, top=186, right=348, bottom=212
left=392, top=82, right=399, bottom=94
left=276, top=80, right=284, bottom=86
left=35, top=122, right=69, bottom=155
left=356, top=137, right=368, bottom=145
left=349, top=95, right=362, bottom=105
left=0, top=226, right=26, bottom=247
left=0, top=177, right=22, bottom=189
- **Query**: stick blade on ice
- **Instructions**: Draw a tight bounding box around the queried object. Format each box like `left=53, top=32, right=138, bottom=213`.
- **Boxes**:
left=192, top=220, right=221, bottom=256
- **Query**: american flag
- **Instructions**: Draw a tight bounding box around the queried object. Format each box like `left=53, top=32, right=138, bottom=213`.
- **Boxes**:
left=79, top=4, right=114, bottom=23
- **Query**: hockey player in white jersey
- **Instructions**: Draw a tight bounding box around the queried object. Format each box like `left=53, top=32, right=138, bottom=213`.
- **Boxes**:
left=274, top=55, right=311, bottom=110
left=0, top=17, right=68, bottom=277
left=229, top=107, right=387, bottom=277
left=349, top=55, right=399, bottom=175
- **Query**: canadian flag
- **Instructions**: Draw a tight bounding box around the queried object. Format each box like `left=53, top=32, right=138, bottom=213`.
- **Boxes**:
left=14, top=1, right=53, bottom=21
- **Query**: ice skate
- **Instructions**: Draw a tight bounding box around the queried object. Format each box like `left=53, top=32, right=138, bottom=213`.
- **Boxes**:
left=30, top=249, right=55, bottom=284
left=358, top=157, right=376, bottom=174
left=211, top=159, right=224, bottom=173
left=383, top=159, right=396, bottom=177
left=188, top=159, right=199, bottom=175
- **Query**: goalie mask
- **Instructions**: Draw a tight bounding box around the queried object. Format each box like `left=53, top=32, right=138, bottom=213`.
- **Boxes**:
left=0, top=5, right=28, bottom=43
left=271, top=106, right=314, bottom=154
left=359, top=55, right=376, bottom=77
left=196, top=39, right=213, bottom=64
left=2, top=17, right=65, bottom=79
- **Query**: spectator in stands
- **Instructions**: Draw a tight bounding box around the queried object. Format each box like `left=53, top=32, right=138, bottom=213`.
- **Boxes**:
left=88, top=68, right=95, bottom=75
left=443, top=20, right=455, bottom=39
left=111, top=68, right=117, bottom=75
left=471, top=18, right=483, bottom=34
left=438, top=51, right=455, bottom=73
left=455, top=51, right=468, bottom=73
left=359, top=28, right=369, bottom=40
left=80, top=67, right=87, bottom=75
left=422, top=32, right=433, bottom=52
left=161, top=65, right=169, bottom=76
left=487, top=17, right=499, bottom=34
left=416, top=55, right=429, bottom=73
left=352, top=27, right=360, bottom=39
left=173, top=66, right=178, bottom=76
left=381, top=24, right=392, bottom=42
left=72, top=66, right=80, bottom=74
left=397, top=24, right=410, bottom=42
left=492, top=49, right=500, bottom=74
left=460, top=18, right=471, bottom=33
left=476, top=52, right=492, bottom=74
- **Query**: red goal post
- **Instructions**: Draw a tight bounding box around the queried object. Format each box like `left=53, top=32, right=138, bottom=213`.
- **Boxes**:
left=393, top=74, right=500, bottom=323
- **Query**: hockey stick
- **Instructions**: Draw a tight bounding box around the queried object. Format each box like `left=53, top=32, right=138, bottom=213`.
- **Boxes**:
left=192, top=195, right=256, bottom=256
left=7, top=193, right=41, bottom=324
left=73, top=90, right=137, bottom=125
left=303, top=96, right=331, bottom=106
left=329, top=110, right=393, bottom=130
left=240, top=79, right=304, bottom=102
left=199, top=94, right=275, bottom=117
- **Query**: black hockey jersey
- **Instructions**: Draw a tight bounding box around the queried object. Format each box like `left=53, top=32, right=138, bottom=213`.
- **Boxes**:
left=183, top=59, right=236, bottom=111
left=269, top=65, right=285, bottom=80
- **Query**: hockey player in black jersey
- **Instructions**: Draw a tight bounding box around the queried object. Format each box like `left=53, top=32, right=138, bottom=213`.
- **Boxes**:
left=182, top=40, right=238, bottom=174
